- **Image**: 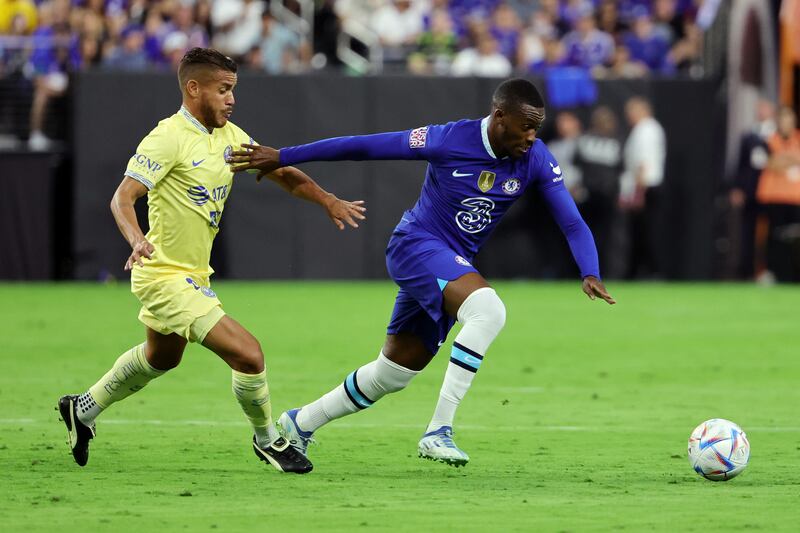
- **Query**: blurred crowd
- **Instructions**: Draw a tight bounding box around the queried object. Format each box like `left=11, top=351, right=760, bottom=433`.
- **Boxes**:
left=0, top=0, right=714, bottom=150
left=0, top=0, right=709, bottom=77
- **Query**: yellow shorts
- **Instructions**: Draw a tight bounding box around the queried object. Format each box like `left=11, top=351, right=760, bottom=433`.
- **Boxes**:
left=131, top=270, right=225, bottom=343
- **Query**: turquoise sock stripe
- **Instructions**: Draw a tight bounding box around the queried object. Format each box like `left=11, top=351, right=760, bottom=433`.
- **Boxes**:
left=344, top=370, right=373, bottom=409
left=449, top=343, right=483, bottom=373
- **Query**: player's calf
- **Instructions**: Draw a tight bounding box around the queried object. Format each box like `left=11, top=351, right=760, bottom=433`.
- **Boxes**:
left=426, top=288, right=505, bottom=436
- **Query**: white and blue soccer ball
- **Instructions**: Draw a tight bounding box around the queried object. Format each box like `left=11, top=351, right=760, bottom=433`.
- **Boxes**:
left=688, top=418, right=750, bottom=481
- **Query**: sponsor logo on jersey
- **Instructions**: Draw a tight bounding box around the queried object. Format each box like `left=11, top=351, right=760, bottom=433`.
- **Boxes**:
left=550, top=161, right=562, bottom=175
left=132, top=153, right=163, bottom=173
left=477, top=171, right=496, bottom=192
left=409, top=127, right=428, bottom=148
left=187, top=185, right=210, bottom=206
left=455, top=197, right=495, bottom=234
left=455, top=255, right=471, bottom=267
left=552, top=175, right=564, bottom=183
left=502, top=178, right=521, bottom=194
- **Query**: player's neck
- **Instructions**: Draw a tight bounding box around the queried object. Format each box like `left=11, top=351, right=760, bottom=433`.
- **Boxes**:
left=181, top=101, right=213, bottom=133
left=487, top=119, right=509, bottom=158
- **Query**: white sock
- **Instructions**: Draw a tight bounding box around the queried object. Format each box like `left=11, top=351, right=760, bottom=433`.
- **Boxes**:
left=296, top=352, right=418, bottom=433
left=76, top=392, right=103, bottom=425
left=427, top=287, right=506, bottom=433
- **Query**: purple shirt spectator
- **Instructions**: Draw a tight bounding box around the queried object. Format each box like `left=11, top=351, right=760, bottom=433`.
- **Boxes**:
left=562, top=12, right=614, bottom=69
left=622, top=13, right=671, bottom=71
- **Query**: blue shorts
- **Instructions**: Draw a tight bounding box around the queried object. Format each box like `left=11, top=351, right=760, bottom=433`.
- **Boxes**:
left=385, top=227, right=478, bottom=355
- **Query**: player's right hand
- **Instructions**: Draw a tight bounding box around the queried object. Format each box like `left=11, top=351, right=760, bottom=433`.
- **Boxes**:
left=229, top=144, right=281, bottom=174
left=125, top=239, right=155, bottom=271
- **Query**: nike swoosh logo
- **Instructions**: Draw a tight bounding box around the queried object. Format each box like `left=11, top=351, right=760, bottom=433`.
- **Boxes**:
left=438, top=340, right=445, bottom=346
left=452, top=170, right=473, bottom=177
left=192, top=159, right=205, bottom=167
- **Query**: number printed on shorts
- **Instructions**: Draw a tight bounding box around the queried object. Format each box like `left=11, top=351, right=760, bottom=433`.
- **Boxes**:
left=455, top=197, right=495, bottom=234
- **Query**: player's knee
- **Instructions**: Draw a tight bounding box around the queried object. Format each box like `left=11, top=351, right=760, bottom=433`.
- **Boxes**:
left=235, top=337, right=265, bottom=374
left=457, top=287, right=506, bottom=335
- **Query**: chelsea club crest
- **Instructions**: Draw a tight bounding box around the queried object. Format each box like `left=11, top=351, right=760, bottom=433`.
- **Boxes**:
left=502, top=178, right=521, bottom=195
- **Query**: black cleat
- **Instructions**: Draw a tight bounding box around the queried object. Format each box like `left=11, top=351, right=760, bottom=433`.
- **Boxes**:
left=252, top=436, right=313, bottom=474
left=57, top=395, right=95, bottom=467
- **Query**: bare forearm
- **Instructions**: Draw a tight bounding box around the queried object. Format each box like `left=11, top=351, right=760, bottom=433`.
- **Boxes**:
left=110, top=195, right=146, bottom=247
left=270, top=167, right=335, bottom=207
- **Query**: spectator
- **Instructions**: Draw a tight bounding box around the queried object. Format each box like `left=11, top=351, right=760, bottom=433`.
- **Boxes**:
left=593, top=44, right=648, bottom=79
left=574, top=106, right=625, bottom=278
left=729, top=98, right=776, bottom=279
left=211, top=0, right=264, bottom=59
left=754, top=106, right=800, bottom=282
left=652, top=0, right=683, bottom=44
left=619, top=96, right=667, bottom=278
left=165, top=1, right=210, bottom=51
left=666, top=20, right=702, bottom=76
left=489, top=2, right=521, bottom=64
left=103, top=24, right=148, bottom=71
left=408, top=8, right=457, bottom=75
left=538, top=0, right=570, bottom=37
left=162, top=29, right=189, bottom=70
left=258, top=11, right=308, bottom=74
left=314, top=0, right=342, bottom=68
left=516, top=10, right=555, bottom=69
left=370, top=0, right=425, bottom=63
left=548, top=110, right=583, bottom=193
left=527, top=35, right=568, bottom=75
left=596, top=0, right=624, bottom=38
left=622, top=8, right=671, bottom=73
left=562, top=6, right=615, bottom=70
left=27, top=0, right=74, bottom=151
left=450, top=29, right=511, bottom=77
left=0, top=0, right=37, bottom=34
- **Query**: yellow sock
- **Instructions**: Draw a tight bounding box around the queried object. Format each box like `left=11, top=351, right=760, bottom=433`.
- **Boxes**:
left=231, top=369, right=277, bottom=446
left=87, top=343, right=165, bottom=410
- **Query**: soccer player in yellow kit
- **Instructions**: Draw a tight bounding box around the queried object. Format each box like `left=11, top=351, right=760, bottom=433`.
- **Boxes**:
left=57, top=48, right=365, bottom=474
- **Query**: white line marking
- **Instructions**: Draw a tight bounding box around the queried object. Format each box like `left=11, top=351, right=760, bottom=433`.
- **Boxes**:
left=6, top=419, right=800, bottom=432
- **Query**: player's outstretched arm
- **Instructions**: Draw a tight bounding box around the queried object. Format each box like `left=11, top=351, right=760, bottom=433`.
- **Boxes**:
left=229, top=130, right=420, bottom=173
left=110, top=177, right=155, bottom=270
left=262, top=166, right=367, bottom=230
left=541, top=185, right=616, bottom=305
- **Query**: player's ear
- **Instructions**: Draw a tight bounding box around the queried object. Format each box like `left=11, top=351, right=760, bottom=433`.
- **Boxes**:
left=186, top=79, right=200, bottom=98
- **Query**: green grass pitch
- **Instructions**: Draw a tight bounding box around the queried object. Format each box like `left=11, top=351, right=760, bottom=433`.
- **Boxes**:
left=1, top=281, right=798, bottom=532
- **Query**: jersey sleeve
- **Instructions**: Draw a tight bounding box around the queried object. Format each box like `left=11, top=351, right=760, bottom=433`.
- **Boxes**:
left=278, top=123, right=452, bottom=166
left=124, top=122, right=179, bottom=190
left=532, top=144, right=601, bottom=279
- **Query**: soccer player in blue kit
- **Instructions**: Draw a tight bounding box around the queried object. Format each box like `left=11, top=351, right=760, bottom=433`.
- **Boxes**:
left=231, top=79, right=615, bottom=467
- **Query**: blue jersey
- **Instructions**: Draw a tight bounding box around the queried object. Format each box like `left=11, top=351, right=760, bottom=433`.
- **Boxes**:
left=280, top=117, right=599, bottom=278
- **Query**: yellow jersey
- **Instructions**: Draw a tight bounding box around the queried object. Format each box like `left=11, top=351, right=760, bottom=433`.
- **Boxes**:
left=124, top=106, right=253, bottom=276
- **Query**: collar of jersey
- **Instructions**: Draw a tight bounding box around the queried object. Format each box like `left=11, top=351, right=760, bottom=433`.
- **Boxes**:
left=180, top=106, right=211, bottom=135
left=481, top=116, right=498, bottom=159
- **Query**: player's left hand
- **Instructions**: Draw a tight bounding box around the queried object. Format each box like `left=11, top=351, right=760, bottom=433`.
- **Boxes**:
left=229, top=144, right=281, bottom=173
left=323, top=194, right=367, bottom=230
left=582, top=276, right=616, bottom=305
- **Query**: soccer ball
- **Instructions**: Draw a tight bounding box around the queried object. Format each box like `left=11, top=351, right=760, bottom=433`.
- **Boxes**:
left=688, top=418, right=750, bottom=481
